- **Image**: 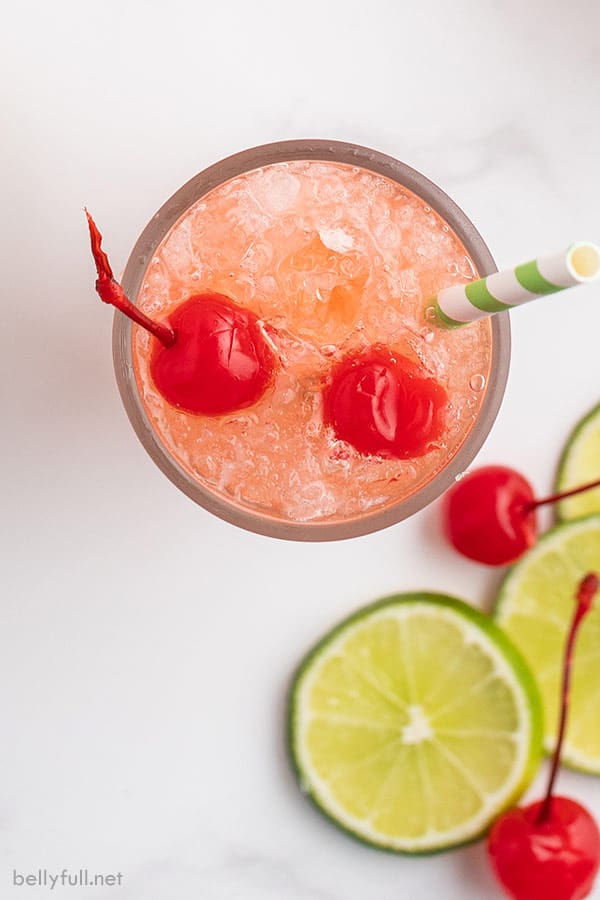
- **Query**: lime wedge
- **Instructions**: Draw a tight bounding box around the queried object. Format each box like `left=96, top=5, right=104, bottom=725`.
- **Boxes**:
left=289, top=593, right=542, bottom=853
left=495, top=516, right=600, bottom=773
left=556, top=403, right=600, bottom=521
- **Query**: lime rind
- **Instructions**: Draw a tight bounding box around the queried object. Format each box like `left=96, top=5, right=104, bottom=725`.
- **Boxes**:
left=555, top=402, right=600, bottom=522
left=288, top=593, right=543, bottom=854
left=495, top=515, right=600, bottom=774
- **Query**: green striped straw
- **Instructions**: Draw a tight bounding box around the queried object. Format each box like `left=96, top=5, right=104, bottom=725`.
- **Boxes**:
left=435, top=242, right=600, bottom=327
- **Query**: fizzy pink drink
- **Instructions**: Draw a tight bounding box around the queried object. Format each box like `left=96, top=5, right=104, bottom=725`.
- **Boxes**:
left=130, top=158, right=493, bottom=527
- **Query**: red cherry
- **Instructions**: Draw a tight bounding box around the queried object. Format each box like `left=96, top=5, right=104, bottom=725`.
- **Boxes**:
left=150, top=293, right=275, bottom=416
left=323, top=348, right=447, bottom=459
left=487, top=574, right=600, bottom=900
left=444, top=466, right=600, bottom=566
left=85, top=212, right=276, bottom=417
left=444, top=465, right=537, bottom=565
left=488, top=797, right=600, bottom=900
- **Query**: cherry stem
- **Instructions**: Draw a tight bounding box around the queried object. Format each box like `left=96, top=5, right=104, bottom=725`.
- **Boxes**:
left=537, top=572, right=599, bottom=824
left=526, top=477, right=600, bottom=512
left=85, top=209, right=176, bottom=348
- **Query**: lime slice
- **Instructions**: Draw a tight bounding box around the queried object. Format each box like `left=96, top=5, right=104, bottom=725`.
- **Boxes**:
left=289, top=593, right=542, bottom=853
left=556, top=403, right=600, bottom=521
left=495, top=516, right=600, bottom=773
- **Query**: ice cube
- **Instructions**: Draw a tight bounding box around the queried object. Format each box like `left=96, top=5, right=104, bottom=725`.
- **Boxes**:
left=319, top=227, right=355, bottom=253
left=251, top=167, right=301, bottom=213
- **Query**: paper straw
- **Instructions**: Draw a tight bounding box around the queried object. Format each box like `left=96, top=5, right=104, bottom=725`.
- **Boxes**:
left=434, top=242, right=600, bottom=327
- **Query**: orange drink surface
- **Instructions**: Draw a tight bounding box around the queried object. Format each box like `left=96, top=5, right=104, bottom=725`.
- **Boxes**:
left=132, top=160, right=492, bottom=523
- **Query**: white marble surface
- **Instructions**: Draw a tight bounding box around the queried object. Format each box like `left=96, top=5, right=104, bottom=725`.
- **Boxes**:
left=3, top=1, right=600, bottom=897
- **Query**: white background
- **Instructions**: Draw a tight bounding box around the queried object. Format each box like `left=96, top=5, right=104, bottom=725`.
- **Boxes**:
left=3, top=1, right=600, bottom=897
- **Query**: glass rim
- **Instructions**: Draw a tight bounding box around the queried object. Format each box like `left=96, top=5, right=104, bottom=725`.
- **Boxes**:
left=114, top=139, right=511, bottom=541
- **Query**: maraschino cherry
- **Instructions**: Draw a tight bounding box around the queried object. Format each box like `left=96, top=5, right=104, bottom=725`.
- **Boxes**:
left=323, top=348, right=447, bottom=459
left=149, top=293, right=276, bottom=416
left=85, top=210, right=276, bottom=416
left=488, top=572, right=600, bottom=900
left=444, top=465, right=600, bottom=565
